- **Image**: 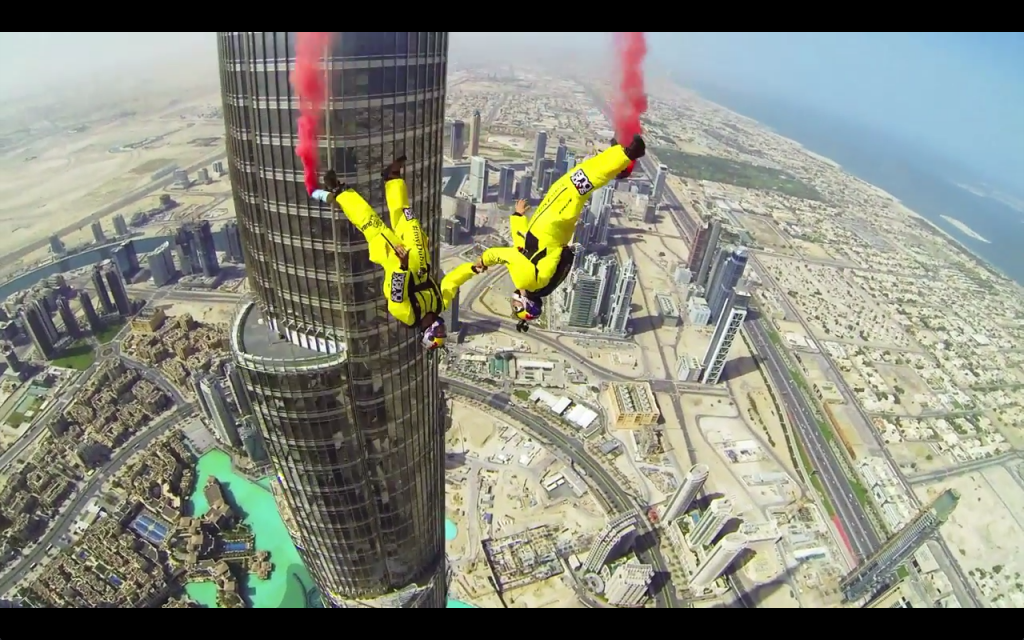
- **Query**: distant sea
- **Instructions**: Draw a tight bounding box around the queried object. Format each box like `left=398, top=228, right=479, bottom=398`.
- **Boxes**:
left=686, top=83, right=1024, bottom=287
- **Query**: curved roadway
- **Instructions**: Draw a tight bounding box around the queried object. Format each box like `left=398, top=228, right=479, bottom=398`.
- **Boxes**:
left=442, top=377, right=679, bottom=608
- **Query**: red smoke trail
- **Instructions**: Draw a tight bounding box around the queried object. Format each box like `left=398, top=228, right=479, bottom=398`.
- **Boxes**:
left=611, top=32, right=649, bottom=143
left=291, top=32, right=332, bottom=195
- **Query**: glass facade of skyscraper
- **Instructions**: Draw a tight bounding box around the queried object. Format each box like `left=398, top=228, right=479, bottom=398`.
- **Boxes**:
left=219, top=31, right=449, bottom=608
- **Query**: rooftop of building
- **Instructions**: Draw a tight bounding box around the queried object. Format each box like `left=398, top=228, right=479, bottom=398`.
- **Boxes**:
left=610, top=382, right=658, bottom=415
left=231, top=300, right=346, bottom=367
left=655, top=294, right=680, bottom=317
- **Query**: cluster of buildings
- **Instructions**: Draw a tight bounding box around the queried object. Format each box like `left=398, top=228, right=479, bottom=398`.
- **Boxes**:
left=121, top=312, right=230, bottom=388
left=48, top=359, right=171, bottom=466
left=144, top=219, right=242, bottom=289
left=568, top=511, right=656, bottom=607
left=0, top=455, right=76, bottom=556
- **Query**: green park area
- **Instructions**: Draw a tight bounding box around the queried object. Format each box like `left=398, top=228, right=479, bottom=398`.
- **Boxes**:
left=653, top=147, right=824, bottom=201
left=50, top=341, right=96, bottom=371
left=95, top=320, right=126, bottom=344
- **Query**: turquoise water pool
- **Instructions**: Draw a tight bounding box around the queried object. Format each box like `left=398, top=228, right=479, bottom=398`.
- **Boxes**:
left=184, top=450, right=475, bottom=608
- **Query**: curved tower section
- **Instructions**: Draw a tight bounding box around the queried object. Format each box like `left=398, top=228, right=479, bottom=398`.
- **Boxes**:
left=219, top=32, right=449, bottom=608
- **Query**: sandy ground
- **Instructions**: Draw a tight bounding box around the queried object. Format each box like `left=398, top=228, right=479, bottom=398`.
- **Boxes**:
left=0, top=96, right=223, bottom=269
left=153, top=300, right=235, bottom=326
left=919, top=466, right=1024, bottom=607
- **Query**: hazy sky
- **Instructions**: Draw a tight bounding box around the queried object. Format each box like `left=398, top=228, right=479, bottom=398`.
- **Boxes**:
left=3, top=32, right=1021, bottom=190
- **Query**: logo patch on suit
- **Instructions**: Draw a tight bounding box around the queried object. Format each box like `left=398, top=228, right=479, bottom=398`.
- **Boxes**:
left=403, top=207, right=414, bottom=221
left=389, top=272, right=406, bottom=303
left=569, top=169, right=594, bottom=196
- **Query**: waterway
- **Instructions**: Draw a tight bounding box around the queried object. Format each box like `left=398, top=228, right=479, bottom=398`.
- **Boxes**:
left=184, top=449, right=475, bottom=608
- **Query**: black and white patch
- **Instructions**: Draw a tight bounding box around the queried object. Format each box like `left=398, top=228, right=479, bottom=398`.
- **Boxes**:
left=403, top=207, right=415, bottom=221
left=389, top=271, right=407, bottom=303
left=569, top=168, right=594, bottom=196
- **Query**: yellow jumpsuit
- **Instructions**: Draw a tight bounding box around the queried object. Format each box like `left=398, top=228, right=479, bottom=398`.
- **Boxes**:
left=481, top=144, right=632, bottom=293
left=335, top=179, right=478, bottom=327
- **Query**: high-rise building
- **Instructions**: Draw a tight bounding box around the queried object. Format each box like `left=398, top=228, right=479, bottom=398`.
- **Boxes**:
left=706, top=247, right=748, bottom=324
left=588, top=186, right=614, bottom=248
left=78, top=291, right=103, bottom=333
left=701, top=291, right=749, bottom=385
left=468, top=156, right=488, bottom=202
left=48, top=235, right=65, bottom=256
left=687, top=497, right=733, bottom=548
left=224, top=362, right=251, bottom=418
left=652, top=163, right=668, bottom=202
left=605, top=259, right=636, bottom=336
left=1, top=342, right=21, bottom=374
left=841, top=489, right=960, bottom=602
left=516, top=174, right=533, bottom=201
left=690, top=533, right=748, bottom=589
left=223, top=221, right=244, bottom=262
left=220, top=31, right=449, bottom=609
left=197, top=373, right=242, bottom=447
left=605, top=562, right=654, bottom=606
left=532, top=131, right=548, bottom=178
left=213, top=161, right=226, bottom=176
left=174, top=169, right=190, bottom=188
left=584, top=512, right=639, bottom=573
left=112, top=240, right=139, bottom=281
left=113, top=214, right=130, bottom=237
left=454, top=198, right=476, bottom=236
left=691, top=220, right=722, bottom=289
left=555, top=143, right=567, bottom=166
left=498, top=166, right=515, bottom=205
left=239, top=418, right=269, bottom=463
left=174, top=226, right=200, bottom=276
left=565, top=272, right=602, bottom=329
left=198, top=168, right=211, bottom=184
left=469, top=109, right=481, bottom=156
left=194, top=220, right=220, bottom=277
left=56, top=296, right=81, bottom=339
left=449, top=120, right=465, bottom=160
left=583, top=253, right=618, bottom=322
left=147, top=242, right=176, bottom=287
left=91, top=266, right=115, bottom=315
left=102, top=261, right=132, bottom=316
left=91, top=221, right=106, bottom=244
left=20, top=301, right=57, bottom=360
left=664, top=464, right=709, bottom=522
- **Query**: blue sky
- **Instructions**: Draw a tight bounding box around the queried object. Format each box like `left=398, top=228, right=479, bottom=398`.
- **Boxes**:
left=647, top=32, right=1024, bottom=193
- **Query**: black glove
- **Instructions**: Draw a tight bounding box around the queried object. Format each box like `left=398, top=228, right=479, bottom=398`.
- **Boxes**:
left=381, top=155, right=408, bottom=181
left=324, top=169, right=343, bottom=192
left=623, top=134, right=646, bottom=161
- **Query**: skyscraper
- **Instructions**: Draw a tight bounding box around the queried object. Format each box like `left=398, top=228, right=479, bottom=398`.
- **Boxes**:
left=112, top=214, right=129, bottom=237
left=691, top=219, right=722, bottom=289
left=516, top=174, right=533, bottom=201
left=652, top=163, right=668, bottom=202
left=56, top=296, right=81, bottom=339
left=498, top=166, right=515, bottom=205
left=664, top=464, right=709, bottom=522
left=147, top=242, right=176, bottom=287
left=584, top=512, right=639, bottom=573
left=223, top=220, right=244, bottom=262
left=20, top=300, right=57, bottom=360
left=468, top=156, right=488, bottom=202
left=605, top=258, right=637, bottom=336
left=91, top=265, right=115, bottom=315
left=112, top=240, right=139, bottom=282
left=555, top=143, right=567, bottom=166
left=533, top=131, right=548, bottom=178
left=690, top=533, right=748, bottom=589
left=605, top=562, right=654, bottom=606
left=706, top=247, right=748, bottom=324
left=220, top=31, right=448, bottom=609
left=197, top=373, right=242, bottom=447
left=841, top=489, right=960, bottom=602
left=102, top=261, right=132, bottom=316
left=701, top=291, right=749, bottom=385
left=588, top=186, right=614, bottom=248
left=565, top=271, right=603, bottom=329
left=454, top=198, right=476, bottom=236
left=449, top=120, right=465, bottom=160
left=77, top=291, right=103, bottom=333
left=194, top=220, right=220, bottom=277
left=469, top=109, right=481, bottom=156
left=48, top=234, right=65, bottom=256
left=687, top=497, right=733, bottom=548
left=91, top=221, right=106, bottom=244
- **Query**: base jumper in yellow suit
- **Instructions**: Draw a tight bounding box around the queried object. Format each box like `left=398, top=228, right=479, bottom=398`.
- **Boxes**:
left=475, top=134, right=646, bottom=332
left=311, top=156, right=483, bottom=350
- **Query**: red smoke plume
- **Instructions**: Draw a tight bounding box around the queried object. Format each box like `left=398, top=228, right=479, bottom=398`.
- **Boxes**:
left=611, top=32, right=649, bottom=142
left=291, top=32, right=333, bottom=195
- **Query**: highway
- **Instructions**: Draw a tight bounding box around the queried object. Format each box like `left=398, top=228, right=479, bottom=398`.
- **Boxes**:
left=746, top=317, right=880, bottom=558
left=0, top=404, right=193, bottom=595
left=441, top=377, right=680, bottom=608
